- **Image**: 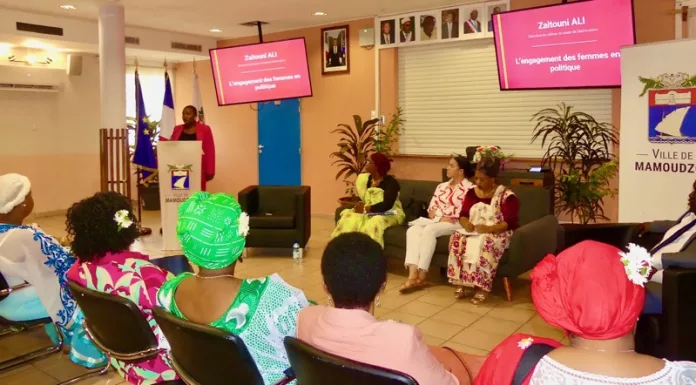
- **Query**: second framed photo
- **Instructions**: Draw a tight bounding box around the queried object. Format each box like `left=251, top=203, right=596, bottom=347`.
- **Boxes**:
left=398, top=16, right=416, bottom=44
left=321, top=25, right=349, bottom=75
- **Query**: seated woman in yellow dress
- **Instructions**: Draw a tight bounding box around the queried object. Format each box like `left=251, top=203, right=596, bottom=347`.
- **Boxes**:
left=447, top=147, right=520, bottom=305
left=332, top=153, right=405, bottom=248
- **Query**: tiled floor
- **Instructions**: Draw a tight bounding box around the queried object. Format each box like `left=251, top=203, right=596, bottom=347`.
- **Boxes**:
left=1, top=211, right=567, bottom=384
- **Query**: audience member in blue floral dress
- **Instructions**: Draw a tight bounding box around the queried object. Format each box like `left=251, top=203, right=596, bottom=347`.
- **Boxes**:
left=0, top=173, right=106, bottom=368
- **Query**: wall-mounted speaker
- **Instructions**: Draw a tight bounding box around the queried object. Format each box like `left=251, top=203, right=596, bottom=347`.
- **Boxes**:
left=359, top=28, right=375, bottom=47
left=66, top=54, right=83, bottom=76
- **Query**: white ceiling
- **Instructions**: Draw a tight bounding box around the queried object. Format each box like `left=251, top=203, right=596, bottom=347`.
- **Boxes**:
left=0, top=0, right=482, bottom=38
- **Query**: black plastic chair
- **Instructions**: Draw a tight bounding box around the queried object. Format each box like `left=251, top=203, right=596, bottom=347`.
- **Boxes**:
left=0, top=273, right=64, bottom=372
left=68, top=281, right=182, bottom=384
left=153, top=306, right=294, bottom=385
left=284, top=336, right=419, bottom=385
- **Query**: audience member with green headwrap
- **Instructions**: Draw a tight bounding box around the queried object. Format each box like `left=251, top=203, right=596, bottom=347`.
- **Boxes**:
left=157, top=192, right=309, bottom=384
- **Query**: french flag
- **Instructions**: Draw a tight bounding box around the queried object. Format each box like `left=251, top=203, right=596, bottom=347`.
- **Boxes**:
left=159, top=71, right=176, bottom=140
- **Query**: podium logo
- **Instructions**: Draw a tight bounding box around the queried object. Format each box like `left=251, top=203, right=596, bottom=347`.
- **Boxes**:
left=168, top=164, right=193, bottom=191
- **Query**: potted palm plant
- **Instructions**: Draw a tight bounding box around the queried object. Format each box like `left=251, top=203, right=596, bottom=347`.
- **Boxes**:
left=330, top=115, right=379, bottom=207
left=373, top=107, right=406, bottom=156
left=531, top=103, right=618, bottom=224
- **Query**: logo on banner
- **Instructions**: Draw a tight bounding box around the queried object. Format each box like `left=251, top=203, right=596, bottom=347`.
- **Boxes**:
left=168, top=164, right=192, bottom=191
left=636, top=73, right=696, bottom=173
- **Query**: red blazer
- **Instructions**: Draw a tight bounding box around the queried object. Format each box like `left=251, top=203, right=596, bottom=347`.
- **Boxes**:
left=170, top=122, right=216, bottom=191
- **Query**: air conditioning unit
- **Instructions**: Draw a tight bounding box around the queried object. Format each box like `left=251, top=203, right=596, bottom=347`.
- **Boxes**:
left=0, top=65, right=67, bottom=92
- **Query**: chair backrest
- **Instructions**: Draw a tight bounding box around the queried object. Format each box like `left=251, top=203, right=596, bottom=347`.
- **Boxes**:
left=67, top=281, right=159, bottom=357
left=284, top=337, right=419, bottom=385
left=152, top=306, right=265, bottom=385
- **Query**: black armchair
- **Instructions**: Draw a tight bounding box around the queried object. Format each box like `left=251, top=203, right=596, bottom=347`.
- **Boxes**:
left=67, top=281, right=182, bottom=384
left=284, top=336, right=418, bottom=385
left=238, top=185, right=311, bottom=249
left=153, top=307, right=294, bottom=385
left=558, top=223, right=696, bottom=361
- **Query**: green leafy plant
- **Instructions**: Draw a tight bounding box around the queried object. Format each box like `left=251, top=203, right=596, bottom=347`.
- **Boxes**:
left=531, top=103, right=618, bottom=224
left=373, top=107, right=406, bottom=156
left=330, top=115, right=379, bottom=199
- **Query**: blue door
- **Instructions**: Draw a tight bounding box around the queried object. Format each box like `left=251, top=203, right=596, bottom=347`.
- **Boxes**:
left=257, top=99, right=302, bottom=186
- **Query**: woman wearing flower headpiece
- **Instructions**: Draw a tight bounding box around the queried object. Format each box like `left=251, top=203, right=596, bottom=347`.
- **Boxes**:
left=157, top=192, right=310, bottom=385
left=0, top=173, right=106, bottom=369
left=475, top=241, right=696, bottom=384
left=66, top=191, right=178, bottom=384
left=447, top=146, right=519, bottom=305
left=332, top=152, right=406, bottom=248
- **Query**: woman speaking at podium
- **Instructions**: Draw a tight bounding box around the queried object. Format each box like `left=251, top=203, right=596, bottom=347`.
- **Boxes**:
left=171, top=106, right=216, bottom=191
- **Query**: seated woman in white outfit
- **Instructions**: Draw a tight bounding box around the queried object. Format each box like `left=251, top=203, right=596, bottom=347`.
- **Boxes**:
left=400, top=155, right=474, bottom=293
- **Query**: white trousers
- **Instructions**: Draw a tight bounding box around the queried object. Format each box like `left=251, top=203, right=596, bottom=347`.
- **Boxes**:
left=405, top=221, right=461, bottom=272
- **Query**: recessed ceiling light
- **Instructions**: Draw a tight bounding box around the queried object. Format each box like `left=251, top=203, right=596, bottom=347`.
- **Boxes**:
left=59, top=4, right=76, bottom=10
left=209, top=28, right=222, bottom=33
left=313, top=11, right=327, bottom=16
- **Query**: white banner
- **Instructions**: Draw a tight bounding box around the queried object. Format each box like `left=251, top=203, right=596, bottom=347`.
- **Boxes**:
left=157, top=141, right=203, bottom=251
left=619, top=38, right=696, bottom=222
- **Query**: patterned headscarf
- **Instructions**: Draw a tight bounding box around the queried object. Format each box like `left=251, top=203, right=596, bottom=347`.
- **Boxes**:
left=177, top=192, right=249, bottom=269
left=531, top=240, right=646, bottom=340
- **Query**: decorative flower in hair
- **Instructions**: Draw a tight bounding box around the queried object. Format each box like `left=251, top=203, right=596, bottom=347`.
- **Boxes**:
left=114, top=209, right=133, bottom=231
left=518, top=337, right=534, bottom=350
left=618, top=243, right=653, bottom=287
left=237, top=212, right=250, bottom=237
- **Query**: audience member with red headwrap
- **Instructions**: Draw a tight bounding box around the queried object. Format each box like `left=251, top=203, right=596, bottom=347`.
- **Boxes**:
left=332, top=153, right=405, bottom=247
left=475, top=241, right=696, bottom=384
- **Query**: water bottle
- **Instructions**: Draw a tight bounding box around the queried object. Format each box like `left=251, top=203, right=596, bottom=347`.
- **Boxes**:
left=293, top=241, right=303, bottom=263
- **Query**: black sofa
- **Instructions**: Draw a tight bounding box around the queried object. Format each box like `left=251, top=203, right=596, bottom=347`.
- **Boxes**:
left=239, top=186, right=311, bottom=249
left=559, top=223, right=696, bottom=361
left=335, top=178, right=560, bottom=301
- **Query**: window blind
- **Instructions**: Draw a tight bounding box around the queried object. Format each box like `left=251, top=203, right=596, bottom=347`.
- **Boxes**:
left=397, top=39, right=613, bottom=158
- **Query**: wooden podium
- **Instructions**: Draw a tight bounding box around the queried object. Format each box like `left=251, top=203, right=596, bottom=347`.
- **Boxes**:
left=157, top=141, right=203, bottom=251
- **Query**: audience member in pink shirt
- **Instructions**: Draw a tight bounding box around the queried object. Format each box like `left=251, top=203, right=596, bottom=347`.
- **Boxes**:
left=297, top=233, right=484, bottom=385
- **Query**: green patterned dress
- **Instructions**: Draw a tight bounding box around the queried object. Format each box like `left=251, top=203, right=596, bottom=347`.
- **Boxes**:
left=332, top=173, right=405, bottom=247
left=157, top=273, right=309, bottom=385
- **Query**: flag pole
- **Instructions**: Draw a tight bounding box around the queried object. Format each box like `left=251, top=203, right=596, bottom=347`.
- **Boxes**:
left=134, top=58, right=152, bottom=237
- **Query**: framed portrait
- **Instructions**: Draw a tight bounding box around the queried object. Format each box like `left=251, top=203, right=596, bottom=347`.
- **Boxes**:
left=461, top=5, right=484, bottom=37
left=419, top=13, right=438, bottom=42
left=322, top=25, right=349, bottom=75
left=378, top=18, right=397, bottom=47
left=398, top=16, right=416, bottom=44
left=485, top=1, right=509, bottom=34
left=441, top=8, right=460, bottom=40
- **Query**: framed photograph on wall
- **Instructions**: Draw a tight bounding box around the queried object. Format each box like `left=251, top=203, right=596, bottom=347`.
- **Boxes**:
left=322, top=25, right=350, bottom=74
left=441, top=8, right=460, bottom=40
left=378, top=18, right=397, bottom=47
left=419, top=13, right=438, bottom=42
left=461, top=5, right=484, bottom=37
left=485, top=1, right=509, bottom=34
left=398, top=16, right=416, bottom=44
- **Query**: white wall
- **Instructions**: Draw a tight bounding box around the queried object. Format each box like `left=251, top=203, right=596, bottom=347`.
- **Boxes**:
left=0, top=55, right=101, bottom=214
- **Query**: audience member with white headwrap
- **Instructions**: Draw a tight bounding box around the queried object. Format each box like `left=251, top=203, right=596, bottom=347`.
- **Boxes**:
left=0, top=173, right=106, bottom=368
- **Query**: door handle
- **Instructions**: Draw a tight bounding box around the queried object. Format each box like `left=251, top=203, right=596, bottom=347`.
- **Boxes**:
left=258, top=144, right=264, bottom=154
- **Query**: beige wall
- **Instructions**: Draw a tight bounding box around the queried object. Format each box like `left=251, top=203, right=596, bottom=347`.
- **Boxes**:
left=174, top=0, right=677, bottom=219
left=0, top=55, right=101, bottom=214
